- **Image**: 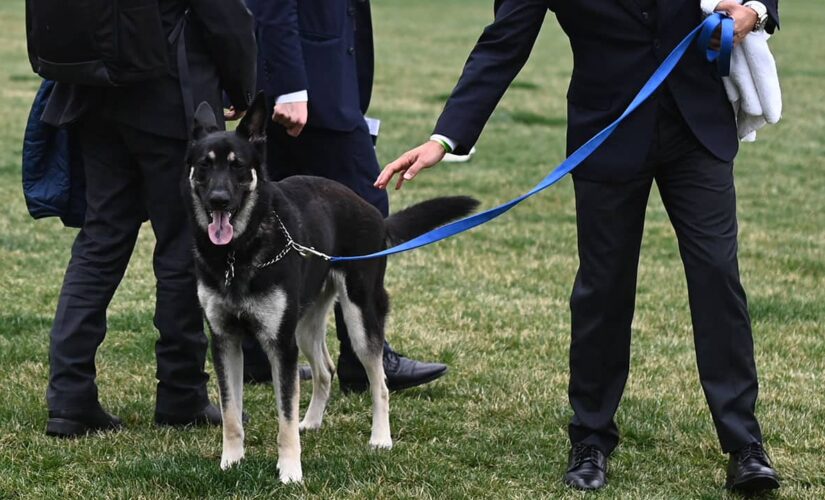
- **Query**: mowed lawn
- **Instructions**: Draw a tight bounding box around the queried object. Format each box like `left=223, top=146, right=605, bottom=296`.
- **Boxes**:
left=1, top=1, right=824, bottom=498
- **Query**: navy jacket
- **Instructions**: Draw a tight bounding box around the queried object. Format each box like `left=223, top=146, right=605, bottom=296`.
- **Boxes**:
left=434, top=0, right=779, bottom=181
left=248, top=0, right=374, bottom=131
left=22, top=80, right=85, bottom=228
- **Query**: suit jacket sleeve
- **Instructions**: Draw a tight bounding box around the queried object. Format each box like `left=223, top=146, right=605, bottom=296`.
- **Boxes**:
left=433, top=0, right=549, bottom=154
left=190, top=0, right=257, bottom=110
left=761, top=0, right=779, bottom=33
left=250, top=0, right=309, bottom=100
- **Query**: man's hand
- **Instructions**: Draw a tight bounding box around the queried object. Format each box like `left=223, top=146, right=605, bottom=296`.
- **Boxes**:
left=272, top=101, right=308, bottom=137
left=224, top=106, right=246, bottom=121
left=375, top=141, right=447, bottom=190
left=713, top=1, right=758, bottom=48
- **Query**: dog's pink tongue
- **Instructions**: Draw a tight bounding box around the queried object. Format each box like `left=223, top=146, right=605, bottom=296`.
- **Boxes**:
left=208, top=211, right=234, bottom=245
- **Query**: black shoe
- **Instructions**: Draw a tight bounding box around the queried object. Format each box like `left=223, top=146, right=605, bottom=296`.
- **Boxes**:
left=564, top=443, right=608, bottom=490
left=298, top=365, right=313, bottom=381
left=45, top=404, right=123, bottom=438
left=155, top=403, right=249, bottom=427
left=338, top=349, right=448, bottom=394
left=726, top=442, right=780, bottom=493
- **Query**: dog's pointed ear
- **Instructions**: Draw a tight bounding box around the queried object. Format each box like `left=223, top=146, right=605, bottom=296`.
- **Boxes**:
left=192, top=102, right=219, bottom=140
left=236, top=92, right=267, bottom=143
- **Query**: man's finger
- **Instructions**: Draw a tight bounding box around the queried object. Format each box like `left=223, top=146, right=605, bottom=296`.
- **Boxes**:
left=286, top=123, right=304, bottom=137
left=395, top=159, right=428, bottom=190
left=375, top=154, right=414, bottom=189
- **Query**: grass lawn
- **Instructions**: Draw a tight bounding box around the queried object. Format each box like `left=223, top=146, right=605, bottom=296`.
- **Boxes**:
left=1, top=0, right=824, bottom=498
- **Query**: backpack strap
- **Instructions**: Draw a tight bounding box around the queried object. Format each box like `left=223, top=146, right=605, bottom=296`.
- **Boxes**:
left=169, top=9, right=194, bottom=140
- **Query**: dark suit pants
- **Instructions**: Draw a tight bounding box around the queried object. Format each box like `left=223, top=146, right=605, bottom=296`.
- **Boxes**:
left=46, top=117, right=209, bottom=414
left=568, top=106, right=762, bottom=455
left=243, top=121, right=390, bottom=373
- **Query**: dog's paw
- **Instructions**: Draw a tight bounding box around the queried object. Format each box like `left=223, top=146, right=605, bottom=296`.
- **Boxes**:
left=277, top=459, right=303, bottom=484
left=220, top=447, right=245, bottom=470
left=298, top=418, right=322, bottom=432
left=369, top=436, right=393, bottom=450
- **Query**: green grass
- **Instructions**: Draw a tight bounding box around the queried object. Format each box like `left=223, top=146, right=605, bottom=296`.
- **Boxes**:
left=2, top=0, right=824, bottom=498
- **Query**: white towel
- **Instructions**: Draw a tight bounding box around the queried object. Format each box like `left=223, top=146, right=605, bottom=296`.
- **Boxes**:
left=700, top=0, right=782, bottom=141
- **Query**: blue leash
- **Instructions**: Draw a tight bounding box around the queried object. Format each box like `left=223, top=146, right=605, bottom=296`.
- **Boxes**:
left=330, top=14, right=734, bottom=263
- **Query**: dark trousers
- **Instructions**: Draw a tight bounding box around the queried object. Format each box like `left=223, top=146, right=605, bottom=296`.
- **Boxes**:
left=243, top=120, right=390, bottom=373
left=568, top=98, right=762, bottom=454
left=47, top=117, right=209, bottom=414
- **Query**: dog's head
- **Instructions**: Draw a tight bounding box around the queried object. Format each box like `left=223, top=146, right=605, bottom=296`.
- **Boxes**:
left=186, top=93, right=269, bottom=246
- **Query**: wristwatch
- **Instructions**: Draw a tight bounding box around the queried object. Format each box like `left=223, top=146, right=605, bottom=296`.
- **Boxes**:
left=743, top=1, right=769, bottom=32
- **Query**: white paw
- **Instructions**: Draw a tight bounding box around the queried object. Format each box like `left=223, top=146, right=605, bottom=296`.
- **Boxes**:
left=220, top=446, right=245, bottom=470
left=369, top=436, right=393, bottom=450
left=299, top=418, right=322, bottom=432
left=277, top=459, right=303, bottom=484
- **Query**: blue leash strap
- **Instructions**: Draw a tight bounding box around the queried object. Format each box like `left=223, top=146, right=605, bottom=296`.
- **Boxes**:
left=330, top=14, right=734, bottom=263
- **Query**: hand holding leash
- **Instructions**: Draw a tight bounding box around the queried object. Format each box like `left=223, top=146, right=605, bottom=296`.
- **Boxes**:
left=375, top=140, right=446, bottom=190
left=713, top=1, right=758, bottom=47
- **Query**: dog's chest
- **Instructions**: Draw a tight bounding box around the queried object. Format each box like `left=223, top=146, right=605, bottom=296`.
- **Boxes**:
left=197, top=283, right=289, bottom=336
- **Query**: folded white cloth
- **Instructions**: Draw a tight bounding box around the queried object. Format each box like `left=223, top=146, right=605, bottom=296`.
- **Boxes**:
left=700, top=0, right=782, bottom=141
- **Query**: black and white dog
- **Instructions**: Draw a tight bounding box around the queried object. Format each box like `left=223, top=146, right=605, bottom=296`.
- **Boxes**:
left=183, top=94, right=478, bottom=483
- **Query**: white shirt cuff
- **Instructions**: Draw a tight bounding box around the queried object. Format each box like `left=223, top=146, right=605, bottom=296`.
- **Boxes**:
left=276, top=90, right=308, bottom=104
left=429, top=134, right=457, bottom=152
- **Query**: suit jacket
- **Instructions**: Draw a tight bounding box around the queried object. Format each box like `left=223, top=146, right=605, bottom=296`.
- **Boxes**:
left=433, top=0, right=779, bottom=181
left=248, top=0, right=374, bottom=131
left=41, top=0, right=256, bottom=140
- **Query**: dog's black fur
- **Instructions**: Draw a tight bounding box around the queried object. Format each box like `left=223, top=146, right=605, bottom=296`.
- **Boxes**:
left=183, top=93, right=478, bottom=482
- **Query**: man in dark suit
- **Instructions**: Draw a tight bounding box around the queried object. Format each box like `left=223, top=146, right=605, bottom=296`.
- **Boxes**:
left=242, top=0, right=449, bottom=393
left=40, top=0, right=256, bottom=437
left=377, top=0, right=781, bottom=492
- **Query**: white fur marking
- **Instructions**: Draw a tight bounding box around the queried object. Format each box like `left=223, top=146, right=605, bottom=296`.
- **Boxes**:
left=228, top=151, right=236, bottom=162
left=249, top=169, right=258, bottom=192
left=208, top=150, right=216, bottom=160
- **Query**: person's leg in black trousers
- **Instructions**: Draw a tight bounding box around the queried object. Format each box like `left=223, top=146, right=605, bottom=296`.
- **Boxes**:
left=118, top=124, right=211, bottom=419
left=243, top=121, right=448, bottom=391
left=655, top=136, right=762, bottom=452
left=567, top=175, right=653, bottom=455
left=46, top=119, right=216, bottom=437
left=47, top=119, right=144, bottom=422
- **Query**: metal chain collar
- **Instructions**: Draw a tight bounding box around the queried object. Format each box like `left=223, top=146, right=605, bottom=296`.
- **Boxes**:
left=223, top=211, right=331, bottom=288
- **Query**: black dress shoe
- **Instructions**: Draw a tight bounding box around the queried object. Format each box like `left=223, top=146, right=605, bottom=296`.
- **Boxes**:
left=564, top=443, right=608, bottom=490
left=726, top=442, right=780, bottom=493
left=298, top=365, right=313, bottom=381
left=155, top=403, right=249, bottom=427
left=46, top=404, right=123, bottom=438
left=338, top=349, right=448, bottom=394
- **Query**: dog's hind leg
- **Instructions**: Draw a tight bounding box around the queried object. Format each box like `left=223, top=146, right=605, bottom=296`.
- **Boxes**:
left=297, top=283, right=336, bottom=432
left=335, top=272, right=392, bottom=450
left=211, top=332, right=246, bottom=470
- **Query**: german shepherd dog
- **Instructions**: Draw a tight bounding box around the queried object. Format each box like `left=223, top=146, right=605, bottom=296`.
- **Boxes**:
left=183, top=94, right=478, bottom=483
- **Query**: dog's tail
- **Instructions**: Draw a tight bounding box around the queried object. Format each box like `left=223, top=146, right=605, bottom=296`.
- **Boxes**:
left=384, top=196, right=480, bottom=246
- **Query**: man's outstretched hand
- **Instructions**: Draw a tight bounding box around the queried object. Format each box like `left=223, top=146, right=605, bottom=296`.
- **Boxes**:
left=375, top=140, right=447, bottom=190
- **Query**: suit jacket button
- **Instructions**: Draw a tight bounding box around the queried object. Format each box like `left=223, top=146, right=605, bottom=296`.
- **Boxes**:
left=641, top=11, right=649, bottom=21
left=347, top=47, right=355, bottom=54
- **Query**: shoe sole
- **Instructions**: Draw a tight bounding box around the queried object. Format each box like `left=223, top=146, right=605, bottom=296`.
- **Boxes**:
left=726, top=473, right=781, bottom=493
left=340, top=367, right=449, bottom=394
left=45, top=418, right=121, bottom=438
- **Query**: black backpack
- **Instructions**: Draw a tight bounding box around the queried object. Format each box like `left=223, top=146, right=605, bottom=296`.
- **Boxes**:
left=25, top=0, right=171, bottom=86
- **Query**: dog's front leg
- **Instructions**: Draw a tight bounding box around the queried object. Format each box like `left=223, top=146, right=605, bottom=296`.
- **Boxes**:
left=211, top=332, right=245, bottom=469
left=258, top=322, right=302, bottom=484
